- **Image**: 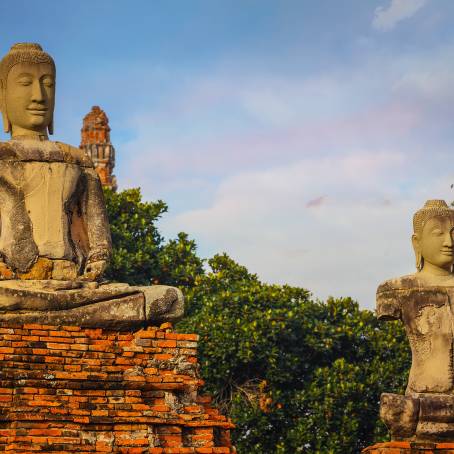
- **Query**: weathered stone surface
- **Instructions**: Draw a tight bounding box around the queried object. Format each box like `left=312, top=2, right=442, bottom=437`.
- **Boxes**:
left=0, top=143, right=111, bottom=275
left=380, top=393, right=419, bottom=440
left=377, top=277, right=454, bottom=395
left=0, top=281, right=183, bottom=330
left=15, top=257, right=54, bottom=280
left=0, top=323, right=235, bottom=453
left=363, top=441, right=454, bottom=453
left=374, top=200, right=454, bottom=442
left=141, top=286, right=185, bottom=325
left=0, top=43, right=184, bottom=329
left=380, top=393, right=454, bottom=441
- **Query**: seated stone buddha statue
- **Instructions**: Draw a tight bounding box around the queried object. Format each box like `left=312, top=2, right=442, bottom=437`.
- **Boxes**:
left=0, top=43, right=183, bottom=330
left=377, top=200, right=454, bottom=441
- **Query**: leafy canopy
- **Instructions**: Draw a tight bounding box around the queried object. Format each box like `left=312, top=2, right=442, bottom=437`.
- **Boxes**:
left=104, top=188, right=203, bottom=287
left=105, top=188, right=411, bottom=454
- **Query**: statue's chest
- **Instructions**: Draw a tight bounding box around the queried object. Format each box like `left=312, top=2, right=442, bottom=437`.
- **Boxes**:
left=399, top=287, right=454, bottom=393
left=21, top=161, right=81, bottom=204
left=401, top=288, right=454, bottom=338
left=0, top=160, right=81, bottom=198
left=0, top=161, right=82, bottom=259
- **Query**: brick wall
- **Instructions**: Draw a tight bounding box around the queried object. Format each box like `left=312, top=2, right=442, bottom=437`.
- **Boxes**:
left=0, top=323, right=235, bottom=453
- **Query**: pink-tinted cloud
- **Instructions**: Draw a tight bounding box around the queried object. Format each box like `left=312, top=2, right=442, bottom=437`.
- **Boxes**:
left=116, top=46, right=454, bottom=309
left=161, top=149, right=453, bottom=308
left=306, top=196, right=326, bottom=208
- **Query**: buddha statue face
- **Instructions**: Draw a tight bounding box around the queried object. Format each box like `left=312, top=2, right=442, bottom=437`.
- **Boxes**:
left=5, top=62, right=55, bottom=138
left=412, top=200, right=454, bottom=275
left=413, top=216, right=454, bottom=273
left=0, top=43, right=56, bottom=138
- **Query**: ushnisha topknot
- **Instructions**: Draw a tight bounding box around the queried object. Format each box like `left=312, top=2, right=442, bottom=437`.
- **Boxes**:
left=0, top=43, right=55, bottom=86
left=413, top=200, right=454, bottom=235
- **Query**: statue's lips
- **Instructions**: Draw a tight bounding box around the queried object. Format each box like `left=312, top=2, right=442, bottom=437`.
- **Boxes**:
left=440, top=249, right=454, bottom=256
left=27, top=108, right=47, bottom=116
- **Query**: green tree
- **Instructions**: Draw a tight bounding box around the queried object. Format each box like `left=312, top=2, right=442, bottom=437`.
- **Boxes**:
left=158, top=232, right=204, bottom=288
left=104, top=188, right=203, bottom=286
left=178, top=254, right=411, bottom=454
left=105, top=188, right=411, bottom=453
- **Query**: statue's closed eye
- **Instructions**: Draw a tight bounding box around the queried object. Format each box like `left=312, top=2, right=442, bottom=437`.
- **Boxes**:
left=41, top=77, right=54, bottom=88
left=17, top=77, right=32, bottom=86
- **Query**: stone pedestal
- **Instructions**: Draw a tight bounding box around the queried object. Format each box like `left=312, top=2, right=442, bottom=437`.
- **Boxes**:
left=363, top=442, right=454, bottom=453
left=0, top=322, right=235, bottom=453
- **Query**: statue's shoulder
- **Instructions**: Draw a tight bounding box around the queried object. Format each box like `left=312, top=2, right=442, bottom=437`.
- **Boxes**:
left=376, top=274, right=420, bottom=321
left=0, top=141, right=18, bottom=160
left=377, top=274, right=420, bottom=294
left=55, top=142, right=94, bottom=168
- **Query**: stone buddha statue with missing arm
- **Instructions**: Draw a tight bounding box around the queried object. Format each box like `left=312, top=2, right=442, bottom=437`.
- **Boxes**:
left=0, top=43, right=183, bottom=330
left=377, top=200, right=454, bottom=441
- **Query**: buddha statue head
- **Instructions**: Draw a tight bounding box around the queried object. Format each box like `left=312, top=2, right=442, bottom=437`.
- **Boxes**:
left=0, top=43, right=56, bottom=139
left=412, top=200, right=454, bottom=275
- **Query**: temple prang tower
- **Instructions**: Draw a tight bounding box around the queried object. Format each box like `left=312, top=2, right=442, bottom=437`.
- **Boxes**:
left=80, top=105, right=117, bottom=191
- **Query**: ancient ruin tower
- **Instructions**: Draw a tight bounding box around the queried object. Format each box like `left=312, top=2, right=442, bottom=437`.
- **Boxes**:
left=80, top=106, right=117, bottom=191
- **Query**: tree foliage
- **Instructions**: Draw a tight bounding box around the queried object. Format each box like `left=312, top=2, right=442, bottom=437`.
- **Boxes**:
left=104, top=188, right=203, bottom=286
left=179, top=255, right=410, bottom=453
left=105, top=188, right=411, bottom=454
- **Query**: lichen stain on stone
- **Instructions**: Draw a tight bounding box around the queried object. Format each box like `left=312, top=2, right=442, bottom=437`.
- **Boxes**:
left=16, top=257, right=53, bottom=280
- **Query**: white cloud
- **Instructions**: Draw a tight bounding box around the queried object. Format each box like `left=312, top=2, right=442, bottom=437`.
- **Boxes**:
left=393, top=52, right=454, bottom=102
left=114, top=45, right=454, bottom=309
left=116, top=57, right=423, bottom=192
left=161, top=150, right=454, bottom=309
left=372, top=0, right=428, bottom=31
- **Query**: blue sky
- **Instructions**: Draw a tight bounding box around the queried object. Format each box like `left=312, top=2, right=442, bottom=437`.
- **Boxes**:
left=1, top=0, right=454, bottom=308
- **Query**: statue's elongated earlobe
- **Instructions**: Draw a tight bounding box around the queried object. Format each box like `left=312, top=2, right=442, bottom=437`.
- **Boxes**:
left=1, top=111, right=11, bottom=134
left=0, top=82, right=7, bottom=134
left=48, top=118, right=54, bottom=135
left=0, top=83, right=10, bottom=134
left=416, top=253, right=423, bottom=272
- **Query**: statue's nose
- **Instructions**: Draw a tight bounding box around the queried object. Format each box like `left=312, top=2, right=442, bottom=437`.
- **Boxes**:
left=443, top=232, right=453, bottom=247
left=31, top=80, right=45, bottom=102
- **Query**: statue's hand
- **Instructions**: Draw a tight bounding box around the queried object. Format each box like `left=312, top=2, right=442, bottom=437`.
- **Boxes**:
left=140, top=285, right=184, bottom=324
left=80, top=260, right=107, bottom=282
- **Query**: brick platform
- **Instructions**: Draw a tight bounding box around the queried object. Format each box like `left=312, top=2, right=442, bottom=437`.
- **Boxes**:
left=0, top=323, right=235, bottom=453
left=363, top=442, right=454, bottom=453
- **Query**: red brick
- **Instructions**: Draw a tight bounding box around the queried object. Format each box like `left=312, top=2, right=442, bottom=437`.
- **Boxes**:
left=0, top=323, right=234, bottom=453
